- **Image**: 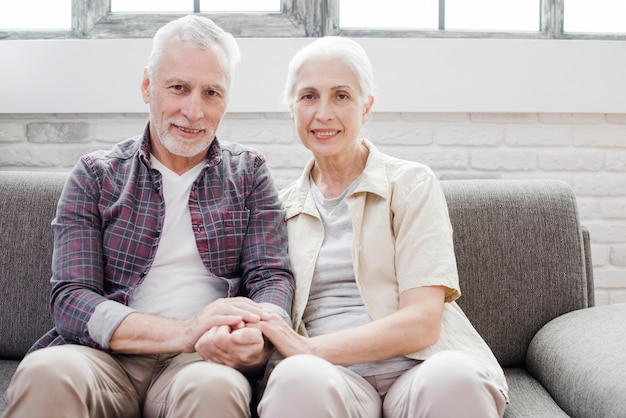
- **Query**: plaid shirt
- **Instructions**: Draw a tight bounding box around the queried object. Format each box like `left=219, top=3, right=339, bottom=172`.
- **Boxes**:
left=30, top=125, right=294, bottom=352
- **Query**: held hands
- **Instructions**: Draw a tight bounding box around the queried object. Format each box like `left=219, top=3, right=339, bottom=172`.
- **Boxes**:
left=246, top=311, right=312, bottom=359
left=189, top=297, right=274, bottom=372
left=190, top=299, right=311, bottom=370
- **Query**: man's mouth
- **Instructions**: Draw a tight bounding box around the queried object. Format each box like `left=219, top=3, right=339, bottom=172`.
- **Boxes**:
left=176, top=125, right=204, bottom=134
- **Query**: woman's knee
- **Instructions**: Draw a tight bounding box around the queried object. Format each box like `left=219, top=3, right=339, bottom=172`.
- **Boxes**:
left=259, top=355, right=360, bottom=418
left=267, top=354, right=340, bottom=391
left=391, top=351, right=505, bottom=418
left=417, top=350, right=484, bottom=386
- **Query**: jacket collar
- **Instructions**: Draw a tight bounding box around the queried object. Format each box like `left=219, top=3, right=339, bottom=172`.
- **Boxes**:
left=283, top=139, right=390, bottom=219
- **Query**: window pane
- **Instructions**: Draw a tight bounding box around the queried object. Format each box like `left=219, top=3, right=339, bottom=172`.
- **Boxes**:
left=0, top=0, right=71, bottom=30
left=110, top=0, right=192, bottom=12
left=564, top=0, right=626, bottom=33
left=339, top=0, right=438, bottom=30
left=200, top=0, right=280, bottom=12
left=446, top=0, right=540, bottom=31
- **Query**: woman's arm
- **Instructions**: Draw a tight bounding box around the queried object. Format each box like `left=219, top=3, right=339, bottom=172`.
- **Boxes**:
left=252, top=285, right=445, bottom=365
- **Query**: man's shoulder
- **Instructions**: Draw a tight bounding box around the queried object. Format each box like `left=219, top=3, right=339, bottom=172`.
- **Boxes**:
left=216, top=140, right=268, bottom=174
left=218, top=140, right=264, bottom=159
left=83, top=135, right=142, bottom=165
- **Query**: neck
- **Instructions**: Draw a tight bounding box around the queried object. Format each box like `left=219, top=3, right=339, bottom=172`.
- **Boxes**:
left=311, top=141, right=369, bottom=199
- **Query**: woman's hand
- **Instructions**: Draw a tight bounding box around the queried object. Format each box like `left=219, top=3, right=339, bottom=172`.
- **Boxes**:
left=248, top=312, right=313, bottom=358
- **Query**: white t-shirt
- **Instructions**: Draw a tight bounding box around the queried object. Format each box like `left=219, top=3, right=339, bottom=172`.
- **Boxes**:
left=128, top=156, right=228, bottom=319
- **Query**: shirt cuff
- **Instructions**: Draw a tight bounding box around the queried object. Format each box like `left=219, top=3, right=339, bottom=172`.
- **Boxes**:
left=87, top=300, right=137, bottom=349
left=260, top=302, right=292, bottom=327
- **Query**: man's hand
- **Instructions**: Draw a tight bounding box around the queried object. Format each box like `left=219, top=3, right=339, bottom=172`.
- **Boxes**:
left=195, top=324, right=272, bottom=374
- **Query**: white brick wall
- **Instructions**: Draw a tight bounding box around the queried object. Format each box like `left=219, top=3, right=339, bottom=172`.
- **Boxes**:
left=1, top=112, right=625, bottom=305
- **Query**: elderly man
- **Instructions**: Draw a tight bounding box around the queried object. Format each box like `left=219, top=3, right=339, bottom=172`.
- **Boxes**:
left=5, top=15, right=293, bottom=418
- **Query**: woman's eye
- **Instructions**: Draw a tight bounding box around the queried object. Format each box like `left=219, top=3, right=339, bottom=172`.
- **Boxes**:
left=337, top=93, right=349, bottom=100
left=301, top=94, right=315, bottom=100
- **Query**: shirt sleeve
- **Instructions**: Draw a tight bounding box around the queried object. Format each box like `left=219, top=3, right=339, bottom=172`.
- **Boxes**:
left=87, top=300, right=137, bottom=348
left=238, top=158, right=295, bottom=316
left=50, top=160, right=114, bottom=349
left=392, top=167, right=461, bottom=303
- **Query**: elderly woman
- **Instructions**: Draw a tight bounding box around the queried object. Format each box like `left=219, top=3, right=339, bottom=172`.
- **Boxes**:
left=253, top=36, right=508, bottom=418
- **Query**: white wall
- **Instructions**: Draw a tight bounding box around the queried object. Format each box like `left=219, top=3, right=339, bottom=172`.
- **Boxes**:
left=1, top=37, right=625, bottom=305
left=1, top=38, right=625, bottom=114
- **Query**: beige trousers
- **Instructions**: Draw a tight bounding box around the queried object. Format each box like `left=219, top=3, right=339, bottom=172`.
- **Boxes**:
left=258, top=351, right=507, bottom=418
left=4, top=345, right=253, bottom=418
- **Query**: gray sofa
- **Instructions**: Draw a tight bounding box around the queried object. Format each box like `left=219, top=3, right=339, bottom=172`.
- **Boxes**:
left=1, top=170, right=625, bottom=417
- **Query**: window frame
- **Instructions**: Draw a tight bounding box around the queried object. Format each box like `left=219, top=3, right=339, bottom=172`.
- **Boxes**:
left=1, top=0, right=624, bottom=40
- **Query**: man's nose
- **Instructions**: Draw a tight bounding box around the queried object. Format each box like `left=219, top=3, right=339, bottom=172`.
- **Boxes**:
left=181, top=93, right=204, bottom=121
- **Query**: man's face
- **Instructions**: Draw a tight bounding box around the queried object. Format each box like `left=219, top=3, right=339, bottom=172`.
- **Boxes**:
left=142, top=37, right=229, bottom=160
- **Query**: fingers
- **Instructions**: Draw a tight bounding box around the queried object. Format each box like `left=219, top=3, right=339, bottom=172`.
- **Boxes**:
left=195, top=325, right=267, bottom=369
left=196, top=297, right=273, bottom=327
left=231, top=327, right=263, bottom=345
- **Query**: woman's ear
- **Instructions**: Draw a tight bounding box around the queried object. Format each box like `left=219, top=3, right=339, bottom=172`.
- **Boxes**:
left=362, top=96, right=375, bottom=124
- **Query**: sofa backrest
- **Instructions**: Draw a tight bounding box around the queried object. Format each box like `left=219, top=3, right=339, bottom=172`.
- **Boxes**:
left=0, top=172, right=592, bottom=368
left=441, top=179, right=592, bottom=367
left=0, top=171, right=66, bottom=359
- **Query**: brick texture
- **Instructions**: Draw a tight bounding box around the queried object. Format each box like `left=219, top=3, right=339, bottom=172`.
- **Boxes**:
left=1, top=112, right=625, bottom=305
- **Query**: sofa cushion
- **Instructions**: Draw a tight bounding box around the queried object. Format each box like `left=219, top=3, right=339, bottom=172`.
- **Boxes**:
left=441, top=179, right=590, bottom=367
left=502, top=368, right=569, bottom=417
left=527, top=303, right=626, bottom=418
left=0, top=171, right=66, bottom=359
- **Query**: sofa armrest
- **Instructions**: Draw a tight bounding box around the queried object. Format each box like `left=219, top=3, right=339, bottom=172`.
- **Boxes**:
left=526, top=303, right=626, bottom=418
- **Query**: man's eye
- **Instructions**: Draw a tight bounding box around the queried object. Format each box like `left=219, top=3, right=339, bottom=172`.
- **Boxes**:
left=206, top=90, right=218, bottom=97
left=301, top=94, right=315, bottom=100
left=171, top=85, right=185, bottom=92
left=337, top=93, right=349, bottom=100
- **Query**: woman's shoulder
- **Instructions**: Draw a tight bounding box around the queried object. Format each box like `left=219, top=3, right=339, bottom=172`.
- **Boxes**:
left=372, top=147, right=439, bottom=189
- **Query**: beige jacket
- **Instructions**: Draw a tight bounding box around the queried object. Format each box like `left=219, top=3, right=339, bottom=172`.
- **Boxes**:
left=280, top=140, right=508, bottom=396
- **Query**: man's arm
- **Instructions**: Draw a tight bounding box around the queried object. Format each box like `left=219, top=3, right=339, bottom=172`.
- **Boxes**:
left=109, top=297, right=270, bottom=354
left=49, top=161, right=115, bottom=349
left=237, top=159, right=294, bottom=311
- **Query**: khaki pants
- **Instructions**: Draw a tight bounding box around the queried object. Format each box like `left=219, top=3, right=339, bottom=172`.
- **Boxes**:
left=258, top=351, right=507, bottom=418
left=5, top=345, right=252, bottom=418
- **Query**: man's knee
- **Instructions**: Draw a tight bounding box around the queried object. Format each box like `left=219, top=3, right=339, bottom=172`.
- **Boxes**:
left=5, top=345, right=139, bottom=418
left=150, top=361, right=252, bottom=418
left=9, top=346, right=90, bottom=392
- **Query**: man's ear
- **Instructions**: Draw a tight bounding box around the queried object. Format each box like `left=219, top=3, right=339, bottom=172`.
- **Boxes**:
left=141, top=67, right=151, bottom=104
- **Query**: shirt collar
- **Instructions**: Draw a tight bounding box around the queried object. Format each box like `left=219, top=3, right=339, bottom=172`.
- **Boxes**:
left=284, top=139, right=390, bottom=219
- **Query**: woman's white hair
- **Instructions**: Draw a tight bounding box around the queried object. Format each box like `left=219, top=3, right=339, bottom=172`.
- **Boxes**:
left=284, top=36, right=375, bottom=108
left=146, top=15, right=241, bottom=89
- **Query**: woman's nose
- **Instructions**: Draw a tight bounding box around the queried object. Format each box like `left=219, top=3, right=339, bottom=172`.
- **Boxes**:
left=315, top=100, right=334, bottom=121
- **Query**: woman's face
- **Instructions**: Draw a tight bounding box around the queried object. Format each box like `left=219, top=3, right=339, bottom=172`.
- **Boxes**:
left=291, top=58, right=373, bottom=159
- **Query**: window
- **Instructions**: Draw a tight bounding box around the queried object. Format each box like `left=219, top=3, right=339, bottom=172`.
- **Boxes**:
left=339, top=0, right=439, bottom=30
left=339, top=0, right=540, bottom=32
left=445, top=0, right=540, bottom=32
left=564, top=0, right=626, bottom=34
left=109, top=0, right=281, bottom=13
left=1, top=0, right=625, bottom=39
left=0, top=0, right=71, bottom=30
